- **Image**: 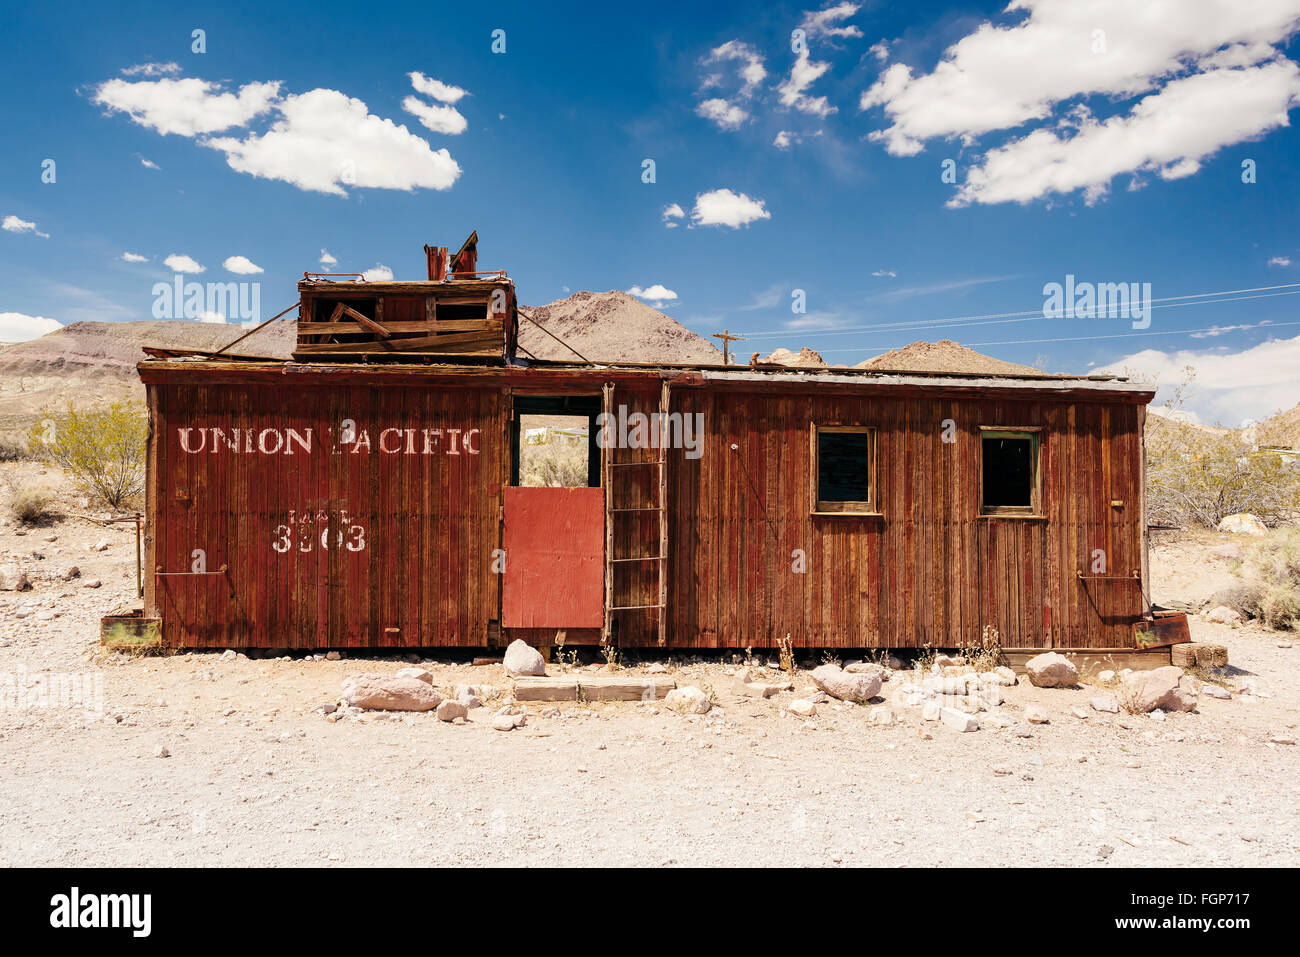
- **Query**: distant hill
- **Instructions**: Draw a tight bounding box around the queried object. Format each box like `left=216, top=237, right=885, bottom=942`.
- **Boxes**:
left=519, top=291, right=722, bottom=364
left=0, top=320, right=292, bottom=430
left=1256, top=400, right=1300, bottom=448
left=761, top=346, right=827, bottom=368
left=854, top=338, right=1052, bottom=376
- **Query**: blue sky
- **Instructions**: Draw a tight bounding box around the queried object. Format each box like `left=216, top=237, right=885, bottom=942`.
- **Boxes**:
left=3, top=0, right=1300, bottom=425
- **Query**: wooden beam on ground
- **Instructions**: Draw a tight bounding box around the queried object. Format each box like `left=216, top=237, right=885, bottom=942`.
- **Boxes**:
left=1170, top=642, right=1229, bottom=669
left=511, top=675, right=676, bottom=702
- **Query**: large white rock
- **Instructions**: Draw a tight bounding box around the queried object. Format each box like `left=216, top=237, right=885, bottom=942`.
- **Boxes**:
left=940, top=707, right=979, bottom=732
left=788, top=699, right=817, bottom=717
left=502, top=639, right=546, bottom=677
left=1090, top=694, right=1120, bottom=713
left=436, top=699, right=468, bottom=723
left=342, top=674, right=442, bottom=712
left=811, top=664, right=882, bottom=703
left=665, top=686, right=711, bottom=714
left=1025, top=652, right=1078, bottom=688
left=0, top=564, right=30, bottom=591
left=1217, top=513, right=1267, bottom=536
left=1206, top=605, right=1242, bottom=624
left=396, top=667, right=434, bottom=684
left=1121, top=666, right=1197, bottom=713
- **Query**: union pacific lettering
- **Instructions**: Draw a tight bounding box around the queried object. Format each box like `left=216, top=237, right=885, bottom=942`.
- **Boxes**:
left=176, top=426, right=480, bottom=455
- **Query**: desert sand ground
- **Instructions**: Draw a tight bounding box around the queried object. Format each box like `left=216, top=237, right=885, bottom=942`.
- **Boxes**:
left=0, top=461, right=1295, bottom=867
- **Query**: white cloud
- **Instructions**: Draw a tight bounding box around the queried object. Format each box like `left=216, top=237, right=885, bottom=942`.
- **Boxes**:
left=868, top=40, right=889, bottom=63
left=799, top=3, right=863, bottom=41
left=951, top=61, right=1300, bottom=206
left=692, top=188, right=771, bottom=228
left=121, top=62, right=181, bottom=77
left=778, top=51, right=836, bottom=117
left=1097, top=334, right=1300, bottom=424
left=223, top=255, right=263, bottom=274
left=163, top=253, right=204, bottom=273
left=1269, top=255, right=1292, bottom=266
left=2, top=215, right=49, bottom=238
left=0, top=312, right=61, bottom=342
left=204, top=88, right=461, bottom=196
left=120, top=252, right=148, bottom=262
left=704, top=40, right=767, bottom=96
left=140, top=157, right=159, bottom=169
left=94, top=73, right=462, bottom=196
left=93, top=77, right=281, bottom=136
left=861, top=0, right=1300, bottom=157
left=773, top=130, right=793, bottom=148
left=402, top=95, right=468, bottom=135
left=197, top=310, right=226, bottom=323
left=363, top=264, right=394, bottom=281
left=627, top=284, right=679, bottom=306
left=320, top=249, right=338, bottom=266
left=696, top=97, right=748, bottom=130
left=408, top=73, right=468, bottom=104
left=872, top=269, right=897, bottom=277
left=662, top=203, right=685, bottom=228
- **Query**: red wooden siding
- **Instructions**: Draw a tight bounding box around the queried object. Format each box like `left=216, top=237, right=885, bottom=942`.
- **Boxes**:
left=142, top=363, right=1149, bottom=651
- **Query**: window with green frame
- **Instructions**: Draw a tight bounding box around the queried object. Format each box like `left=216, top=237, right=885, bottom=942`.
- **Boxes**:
left=980, top=427, right=1041, bottom=515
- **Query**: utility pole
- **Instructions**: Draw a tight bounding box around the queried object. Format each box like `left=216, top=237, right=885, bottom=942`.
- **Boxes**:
left=711, top=329, right=745, bottom=365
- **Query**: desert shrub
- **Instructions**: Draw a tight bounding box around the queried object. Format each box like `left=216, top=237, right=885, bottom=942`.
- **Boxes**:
left=518, top=436, right=589, bottom=488
left=27, top=402, right=148, bottom=510
left=0, top=438, right=28, bottom=462
left=1143, top=369, right=1300, bottom=528
left=2, top=476, right=54, bottom=525
left=1230, top=530, right=1300, bottom=630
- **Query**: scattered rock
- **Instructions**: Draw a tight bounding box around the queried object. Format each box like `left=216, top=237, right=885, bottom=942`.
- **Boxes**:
left=396, top=667, right=433, bottom=684
left=1149, top=709, right=1167, bottom=722
left=1268, top=734, right=1296, bottom=746
left=991, top=764, right=1013, bottom=776
left=869, top=706, right=893, bottom=726
left=940, top=707, right=978, bottom=732
left=1205, top=605, right=1242, bottom=624
left=90, top=539, right=110, bottom=552
left=1217, top=513, right=1267, bottom=536
left=810, top=664, right=882, bottom=703
left=1097, top=669, right=1116, bottom=684
left=922, top=700, right=942, bottom=722
left=1024, top=705, right=1049, bottom=724
left=645, top=662, right=668, bottom=674
left=788, top=699, right=816, bottom=717
left=502, top=639, right=546, bottom=677
left=664, top=686, right=711, bottom=715
left=82, top=579, right=102, bottom=589
left=1201, top=684, right=1231, bottom=700
left=341, top=674, right=442, bottom=712
left=325, top=651, right=341, bottom=661
left=435, top=699, right=468, bottom=723
left=993, top=666, right=1018, bottom=686
left=0, top=564, right=31, bottom=592
left=1120, top=666, right=1197, bottom=713
left=983, top=711, right=1016, bottom=729
left=153, top=744, right=169, bottom=759
left=60, top=566, right=81, bottom=581
left=491, top=714, right=519, bottom=731
left=1090, top=694, right=1120, bottom=713
left=1025, top=652, right=1078, bottom=688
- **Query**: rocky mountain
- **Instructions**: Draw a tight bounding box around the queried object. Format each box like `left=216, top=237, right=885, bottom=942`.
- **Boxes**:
left=519, top=291, right=722, bottom=364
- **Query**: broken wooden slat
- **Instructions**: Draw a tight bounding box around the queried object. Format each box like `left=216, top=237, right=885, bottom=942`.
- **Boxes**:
left=336, top=302, right=391, bottom=338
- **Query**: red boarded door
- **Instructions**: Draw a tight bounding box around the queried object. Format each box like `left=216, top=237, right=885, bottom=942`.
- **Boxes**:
left=502, top=487, right=605, bottom=628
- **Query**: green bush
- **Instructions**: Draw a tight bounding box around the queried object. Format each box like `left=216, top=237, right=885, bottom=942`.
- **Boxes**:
left=28, top=402, right=148, bottom=510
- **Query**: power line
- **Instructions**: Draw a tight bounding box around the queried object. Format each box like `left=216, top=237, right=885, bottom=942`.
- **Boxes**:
left=741, top=280, right=1300, bottom=341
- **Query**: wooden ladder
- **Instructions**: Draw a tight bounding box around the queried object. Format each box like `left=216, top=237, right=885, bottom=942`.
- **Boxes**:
left=602, top=380, right=669, bottom=646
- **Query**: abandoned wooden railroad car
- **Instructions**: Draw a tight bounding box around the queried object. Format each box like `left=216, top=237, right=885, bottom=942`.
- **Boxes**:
left=135, top=242, right=1161, bottom=653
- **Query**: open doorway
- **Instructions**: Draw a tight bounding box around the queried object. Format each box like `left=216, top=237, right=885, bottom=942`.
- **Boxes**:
left=510, top=395, right=602, bottom=488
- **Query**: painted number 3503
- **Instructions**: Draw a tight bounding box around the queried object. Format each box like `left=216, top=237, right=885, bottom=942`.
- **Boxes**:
left=272, top=513, right=366, bottom=553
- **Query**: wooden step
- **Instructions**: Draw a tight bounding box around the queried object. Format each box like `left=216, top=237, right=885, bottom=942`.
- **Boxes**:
left=512, top=675, right=676, bottom=702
